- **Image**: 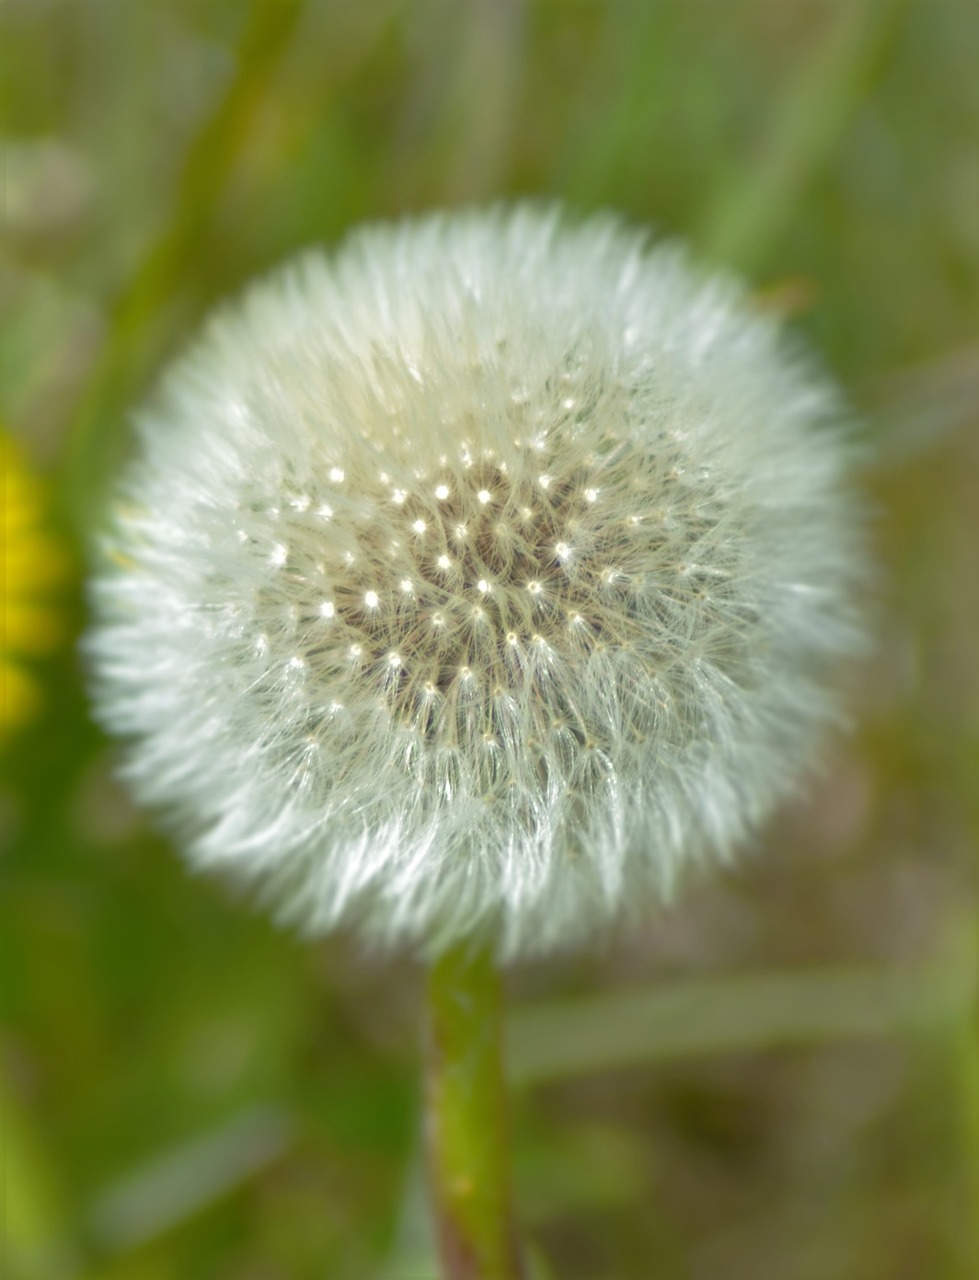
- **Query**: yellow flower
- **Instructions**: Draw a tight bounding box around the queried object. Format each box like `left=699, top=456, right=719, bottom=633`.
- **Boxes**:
left=1, top=430, right=66, bottom=738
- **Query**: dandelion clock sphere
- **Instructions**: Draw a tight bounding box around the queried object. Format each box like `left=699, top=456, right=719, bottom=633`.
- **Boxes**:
left=88, top=207, right=866, bottom=962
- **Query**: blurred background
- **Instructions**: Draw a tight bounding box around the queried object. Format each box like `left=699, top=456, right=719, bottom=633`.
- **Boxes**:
left=2, top=1, right=978, bottom=1278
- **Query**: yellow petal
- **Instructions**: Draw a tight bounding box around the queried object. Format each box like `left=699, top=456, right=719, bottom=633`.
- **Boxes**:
left=2, top=537, right=69, bottom=592
left=0, top=660, right=41, bottom=734
left=3, top=603, right=63, bottom=655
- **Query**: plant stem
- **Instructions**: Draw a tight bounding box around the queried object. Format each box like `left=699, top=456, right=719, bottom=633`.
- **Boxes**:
left=423, top=941, right=526, bottom=1280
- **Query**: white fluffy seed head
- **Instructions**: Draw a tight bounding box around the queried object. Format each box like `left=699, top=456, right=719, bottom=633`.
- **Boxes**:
left=87, top=207, right=868, bottom=962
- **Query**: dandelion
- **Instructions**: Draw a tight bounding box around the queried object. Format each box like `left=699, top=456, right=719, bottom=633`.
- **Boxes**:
left=87, top=206, right=865, bottom=960
left=87, top=207, right=867, bottom=1278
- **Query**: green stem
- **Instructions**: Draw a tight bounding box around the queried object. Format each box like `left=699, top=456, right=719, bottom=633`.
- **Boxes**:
left=424, top=942, right=526, bottom=1280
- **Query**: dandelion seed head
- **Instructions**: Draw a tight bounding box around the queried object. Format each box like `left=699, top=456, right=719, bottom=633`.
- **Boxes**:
left=87, top=207, right=868, bottom=961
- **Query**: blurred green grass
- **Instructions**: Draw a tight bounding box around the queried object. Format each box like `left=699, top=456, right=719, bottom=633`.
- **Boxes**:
left=2, top=2, right=978, bottom=1278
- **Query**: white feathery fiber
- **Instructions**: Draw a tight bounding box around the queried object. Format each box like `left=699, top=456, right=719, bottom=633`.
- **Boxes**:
left=87, top=207, right=867, bottom=960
